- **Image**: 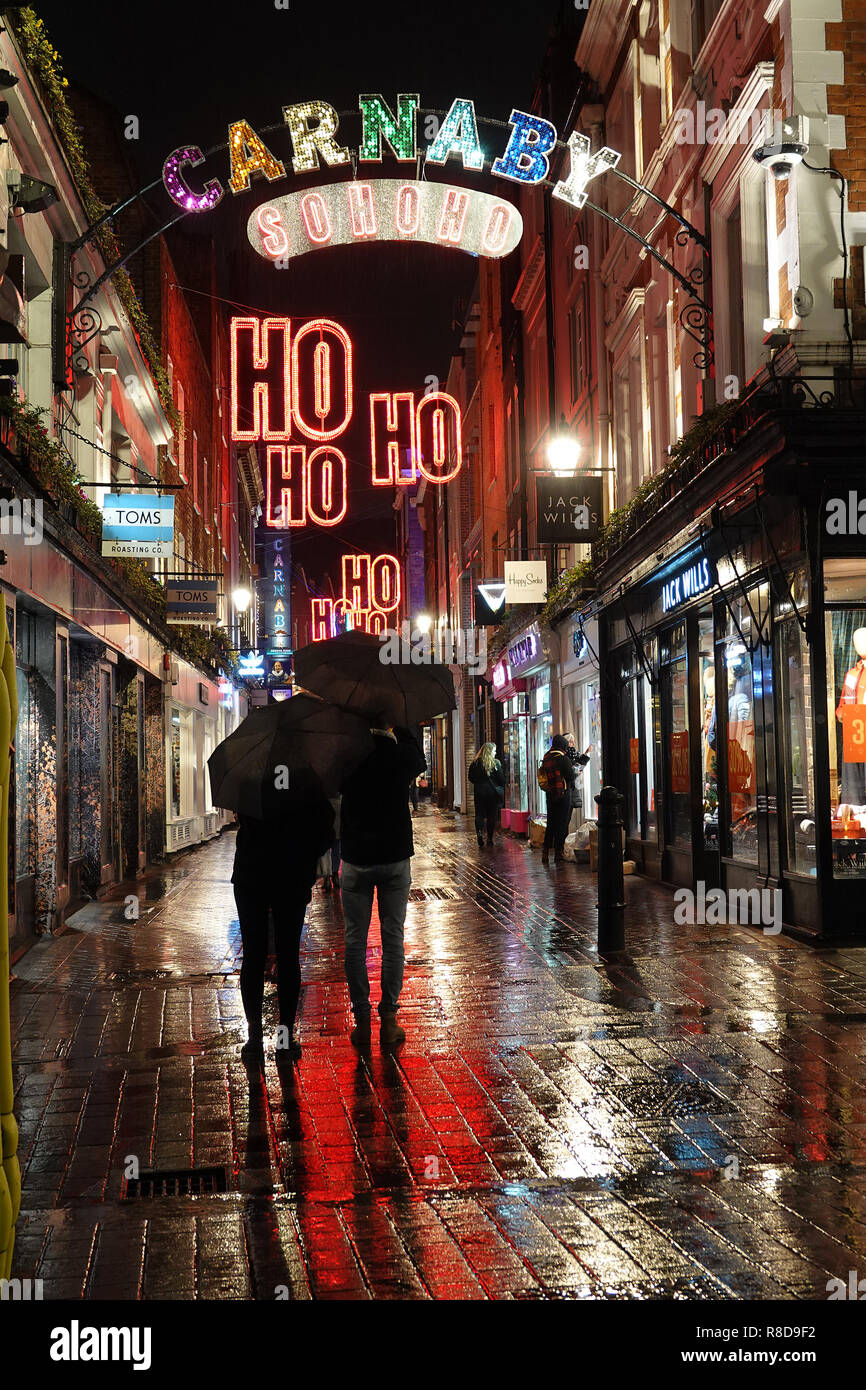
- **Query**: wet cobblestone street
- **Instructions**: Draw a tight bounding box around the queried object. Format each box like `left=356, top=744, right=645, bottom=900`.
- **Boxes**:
left=10, top=805, right=866, bottom=1301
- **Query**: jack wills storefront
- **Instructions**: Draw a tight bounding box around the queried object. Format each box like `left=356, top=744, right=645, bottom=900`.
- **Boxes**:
left=597, top=467, right=866, bottom=940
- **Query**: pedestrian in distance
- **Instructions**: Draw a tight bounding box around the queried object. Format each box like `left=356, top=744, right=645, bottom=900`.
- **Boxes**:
left=538, top=733, right=576, bottom=866
left=340, top=718, right=427, bottom=1049
left=231, top=768, right=334, bottom=1066
left=467, top=741, right=505, bottom=847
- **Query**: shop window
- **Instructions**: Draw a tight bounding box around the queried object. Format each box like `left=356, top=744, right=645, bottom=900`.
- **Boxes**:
left=716, top=591, right=767, bottom=863
left=698, top=615, right=718, bottom=854
left=825, top=559, right=866, bottom=876
left=779, top=616, right=815, bottom=875
left=661, top=624, right=690, bottom=849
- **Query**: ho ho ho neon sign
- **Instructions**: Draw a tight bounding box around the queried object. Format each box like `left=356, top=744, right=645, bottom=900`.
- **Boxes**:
left=311, top=553, right=402, bottom=639
left=162, top=94, right=621, bottom=262
left=230, top=315, right=462, bottom=527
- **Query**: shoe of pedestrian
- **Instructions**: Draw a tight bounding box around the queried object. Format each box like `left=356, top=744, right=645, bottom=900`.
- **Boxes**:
left=554, top=851, right=566, bottom=864
left=241, top=1037, right=264, bottom=1065
left=541, top=849, right=549, bottom=865
left=380, top=1012, right=405, bottom=1046
left=350, top=1017, right=372, bottom=1049
left=487, top=837, right=494, bottom=847
left=477, top=836, right=484, bottom=847
left=276, top=1036, right=302, bottom=1065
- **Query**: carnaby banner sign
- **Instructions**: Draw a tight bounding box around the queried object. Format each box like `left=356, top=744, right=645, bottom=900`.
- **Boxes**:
left=162, top=95, right=621, bottom=264
left=535, top=474, right=603, bottom=543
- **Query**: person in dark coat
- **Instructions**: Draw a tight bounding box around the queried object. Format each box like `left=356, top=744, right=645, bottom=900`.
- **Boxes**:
left=232, top=767, right=334, bottom=1065
left=540, top=733, right=576, bottom=865
left=340, top=721, right=427, bottom=1048
left=467, top=742, right=505, bottom=847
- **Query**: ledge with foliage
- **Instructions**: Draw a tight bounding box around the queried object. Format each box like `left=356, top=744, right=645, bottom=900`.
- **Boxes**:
left=9, top=9, right=179, bottom=433
left=0, top=396, right=238, bottom=682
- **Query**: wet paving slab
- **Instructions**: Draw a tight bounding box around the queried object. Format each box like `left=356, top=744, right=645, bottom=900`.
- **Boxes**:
left=10, top=805, right=866, bottom=1299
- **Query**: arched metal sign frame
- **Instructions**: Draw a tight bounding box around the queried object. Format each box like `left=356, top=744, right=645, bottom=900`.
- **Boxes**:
left=66, top=107, right=713, bottom=379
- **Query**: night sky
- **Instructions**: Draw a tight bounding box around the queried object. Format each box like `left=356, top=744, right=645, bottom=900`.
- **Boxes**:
left=46, top=0, right=568, bottom=589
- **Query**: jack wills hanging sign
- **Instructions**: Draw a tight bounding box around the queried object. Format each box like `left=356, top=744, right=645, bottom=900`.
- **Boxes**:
left=535, top=474, right=602, bottom=543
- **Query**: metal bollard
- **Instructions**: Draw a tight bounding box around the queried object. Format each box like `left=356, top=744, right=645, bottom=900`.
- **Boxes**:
left=595, top=785, right=626, bottom=952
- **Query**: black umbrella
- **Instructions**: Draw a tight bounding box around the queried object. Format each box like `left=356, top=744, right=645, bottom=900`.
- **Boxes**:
left=207, top=692, right=374, bottom=817
left=293, top=629, right=456, bottom=725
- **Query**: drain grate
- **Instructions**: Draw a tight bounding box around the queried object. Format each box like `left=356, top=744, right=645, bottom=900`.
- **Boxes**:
left=616, top=1076, right=733, bottom=1119
left=408, top=886, right=464, bottom=902
left=122, top=1166, right=227, bottom=1199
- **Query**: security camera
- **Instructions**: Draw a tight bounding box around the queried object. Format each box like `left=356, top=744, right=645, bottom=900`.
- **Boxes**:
left=752, top=115, right=809, bottom=181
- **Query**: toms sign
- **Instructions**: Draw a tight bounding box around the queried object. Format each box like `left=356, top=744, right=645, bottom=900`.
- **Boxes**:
left=101, top=495, right=174, bottom=558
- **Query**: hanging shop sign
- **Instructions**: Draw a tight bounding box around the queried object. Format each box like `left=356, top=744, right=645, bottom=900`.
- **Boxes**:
left=101, top=494, right=174, bottom=558
left=504, top=560, right=547, bottom=604
left=248, top=180, right=521, bottom=263
left=660, top=556, right=714, bottom=614
left=162, top=95, right=620, bottom=237
left=535, top=474, right=603, bottom=543
left=507, top=622, right=544, bottom=678
left=259, top=535, right=291, bottom=655
left=231, top=316, right=462, bottom=528
left=238, top=650, right=266, bottom=680
left=475, top=580, right=507, bottom=626
left=165, top=579, right=220, bottom=626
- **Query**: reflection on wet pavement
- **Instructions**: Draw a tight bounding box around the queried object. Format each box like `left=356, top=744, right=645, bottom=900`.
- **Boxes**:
left=10, top=805, right=866, bottom=1299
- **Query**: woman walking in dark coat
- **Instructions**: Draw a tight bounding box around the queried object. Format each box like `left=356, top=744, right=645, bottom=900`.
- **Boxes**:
left=468, top=742, right=505, bottom=847
left=232, top=769, right=334, bottom=1066
left=540, top=734, right=576, bottom=865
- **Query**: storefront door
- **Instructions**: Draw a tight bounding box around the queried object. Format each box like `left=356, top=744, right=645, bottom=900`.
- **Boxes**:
left=660, top=622, right=692, bottom=885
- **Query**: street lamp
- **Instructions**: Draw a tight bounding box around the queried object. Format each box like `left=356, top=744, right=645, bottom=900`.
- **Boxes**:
left=231, top=585, right=252, bottom=613
left=547, top=430, right=581, bottom=476
left=415, top=612, right=432, bottom=634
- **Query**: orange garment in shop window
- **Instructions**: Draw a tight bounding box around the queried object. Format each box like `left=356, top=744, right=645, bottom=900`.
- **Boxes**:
left=836, top=658, right=866, bottom=718
left=629, top=738, right=639, bottom=775
left=670, top=731, right=689, bottom=793
left=839, top=705, right=866, bottom=762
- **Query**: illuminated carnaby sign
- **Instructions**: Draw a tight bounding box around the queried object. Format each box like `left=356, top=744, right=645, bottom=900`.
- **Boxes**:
left=248, top=179, right=521, bottom=262
left=162, top=95, right=620, bottom=254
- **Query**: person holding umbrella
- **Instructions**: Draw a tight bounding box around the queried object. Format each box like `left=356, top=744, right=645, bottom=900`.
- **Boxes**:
left=232, top=768, right=333, bottom=1064
left=208, top=694, right=374, bottom=1065
left=339, top=718, right=427, bottom=1047
left=294, top=630, right=454, bottom=1047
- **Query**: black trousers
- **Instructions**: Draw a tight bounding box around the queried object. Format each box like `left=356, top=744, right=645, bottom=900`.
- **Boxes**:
left=543, top=795, right=572, bottom=852
left=474, top=796, right=499, bottom=841
left=233, top=883, right=311, bottom=1037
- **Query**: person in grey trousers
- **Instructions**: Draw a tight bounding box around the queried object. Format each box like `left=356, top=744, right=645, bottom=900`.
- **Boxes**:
left=339, top=721, right=426, bottom=1047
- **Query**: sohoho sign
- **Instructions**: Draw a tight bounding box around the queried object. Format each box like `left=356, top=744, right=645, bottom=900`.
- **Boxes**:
left=535, top=474, right=603, bottom=543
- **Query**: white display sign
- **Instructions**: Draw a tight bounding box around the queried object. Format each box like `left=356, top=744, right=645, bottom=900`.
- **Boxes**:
left=504, top=560, right=547, bottom=604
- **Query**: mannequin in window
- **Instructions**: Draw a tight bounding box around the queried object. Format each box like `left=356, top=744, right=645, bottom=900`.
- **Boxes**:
left=727, top=654, right=755, bottom=820
left=835, top=626, right=866, bottom=817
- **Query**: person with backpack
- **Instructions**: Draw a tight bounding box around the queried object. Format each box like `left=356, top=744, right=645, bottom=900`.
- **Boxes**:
left=538, top=733, right=576, bottom=865
left=467, top=742, right=505, bottom=847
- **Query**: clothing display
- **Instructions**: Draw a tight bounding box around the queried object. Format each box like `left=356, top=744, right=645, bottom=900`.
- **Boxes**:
left=836, top=654, right=866, bottom=806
